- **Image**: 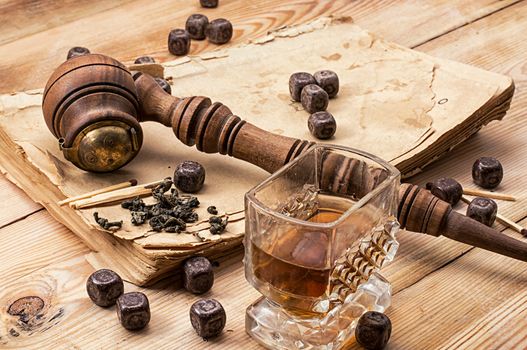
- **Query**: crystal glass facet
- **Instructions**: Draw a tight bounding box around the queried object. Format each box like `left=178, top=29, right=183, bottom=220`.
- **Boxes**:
left=244, top=145, right=400, bottom=350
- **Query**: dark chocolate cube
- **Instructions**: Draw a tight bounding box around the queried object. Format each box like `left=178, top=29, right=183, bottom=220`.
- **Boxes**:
left=205, top=18, right=233, bottom=45
left=116, top=292, right=151, bottom=330
left=289, top=72, right=316, bottom=102
left=186, top=14, right=209, bottom=40
left=168, top=29, right=191, bottom=56
left=86, top=269, right=124, bottom=307
left=183, top=256, right=214, bottom=294
left=301, top=84, right=329, bottom=114
left=314, top=70, right=339, bottom=98
left=189, top=299, right=226, bottom=338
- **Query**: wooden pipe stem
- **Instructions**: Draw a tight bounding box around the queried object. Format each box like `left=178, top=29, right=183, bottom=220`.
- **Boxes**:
left=399, top=184, right=527, bottom=262
left=442, top=211, right=527, bottom=261
left=134, top=72, right=314, bottom=174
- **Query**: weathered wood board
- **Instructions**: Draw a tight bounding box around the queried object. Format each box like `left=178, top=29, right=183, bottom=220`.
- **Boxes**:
left=0, top=17, right=514, bottom=285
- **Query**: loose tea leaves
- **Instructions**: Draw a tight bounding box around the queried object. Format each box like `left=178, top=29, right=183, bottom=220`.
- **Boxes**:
left=207, top=205, right=218, bottom=215
left=93, top=212, right=123, bottom=231
left=209, top=216, right=228, bottom=235
left=120, top=177, right=227, bottom=236
left=121, top=178, right=198, bottom=233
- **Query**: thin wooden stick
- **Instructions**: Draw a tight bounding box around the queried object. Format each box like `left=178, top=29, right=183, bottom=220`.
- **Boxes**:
left=496, top=213, right=527, bottom=237
left=58, top=179, right=138, bottom=206
left=70, top=179, right=166, bottom=209
left=463, top=188, right=516, bottom=201
left=461, top=196, right=526, bottom=236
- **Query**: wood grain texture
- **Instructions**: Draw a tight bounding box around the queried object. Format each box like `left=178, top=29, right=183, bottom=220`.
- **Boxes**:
left=0, top=210, right=88, bottom=282
left=0, top=0, right=134, bottom=46
left=0, top=0, right=518, bottom=93
left=0, top=0, right=526, bottom=349
left=0, top=175, right=42, bottom=228
left=384, top=225, right=527, bottom=349
left=0, top=253, right=260, bottom=349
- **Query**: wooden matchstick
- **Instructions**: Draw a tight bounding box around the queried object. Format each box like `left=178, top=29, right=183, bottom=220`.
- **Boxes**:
left=58, top=179, right=138, bottom=206
left=496, top=213, right=527, bottom=237
left=462, top=188, right=516, bottom=201
left=461, top=196, right=526, bottom=236
left=70, top=179, right=166, bottom=209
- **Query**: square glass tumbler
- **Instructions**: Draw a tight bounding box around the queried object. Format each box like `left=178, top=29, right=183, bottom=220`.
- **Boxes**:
left=244, top=145, right=401, bottom=349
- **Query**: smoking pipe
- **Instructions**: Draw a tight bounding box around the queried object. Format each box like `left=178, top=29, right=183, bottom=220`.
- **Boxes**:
left=42, top=54, right=527, bottom=262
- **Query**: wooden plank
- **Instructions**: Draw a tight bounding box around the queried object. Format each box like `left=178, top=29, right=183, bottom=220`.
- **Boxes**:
left=0, top=210, right=88, bottom=282
left=0, top=0, right=134, bottom=46
left=441, top=290, right=527, bottom=349
left=0, top=0, right=518, bottom=93
left=383, top=223, right=527, bottom=349
left=0, top=253, right=261, bottom=349
left=0, top=175, right=41, bottom=228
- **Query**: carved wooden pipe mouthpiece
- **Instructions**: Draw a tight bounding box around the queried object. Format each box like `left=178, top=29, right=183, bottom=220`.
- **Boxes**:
left=320, top=155, right=527, bottom=262
left=42, top=54, right=527, bottom=262
left=398, top=183, right=527, bottom=262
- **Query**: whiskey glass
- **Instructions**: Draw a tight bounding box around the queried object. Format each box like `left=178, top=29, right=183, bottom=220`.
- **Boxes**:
left=244, top=145, right=400, bottom=349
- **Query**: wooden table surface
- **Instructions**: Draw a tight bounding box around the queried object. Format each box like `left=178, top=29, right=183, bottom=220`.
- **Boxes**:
left=1, top=1, right=527, bottom=349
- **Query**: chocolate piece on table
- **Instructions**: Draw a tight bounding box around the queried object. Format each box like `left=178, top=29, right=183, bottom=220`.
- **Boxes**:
left=174, top=161, right=206, bottom=193
left=426, top=177, right=463, bottom=206
left=308, top=111, right=336, bottom=140
left=205, top=18, right=233, bottom=45
left=168, top=29, right=191, bottom=56
left=183, top=256, right=214, bottom=294
left=190, top=299, right=226, bottom=338
left=67, top=46, right=90, bottom=60
left=314, top=70, right=339, bottom=98
left=134, top=56, right=156, bottom=64
left=355, top=311, right=392, bottom=350
left=301, top=84, right=329, bottom=114
left=289, top=72, right=316, bottom=102
left=154, top=77, right=172, bottom=94
left=86, top=269, right=124, bottom=307
left=200, top=0, right=218, bottom=8
left=186, top=14, right=209, bottom=40
left=116, top=292, right=151, bottom=330
left=472, top=157, right=503, bottom=189
left=467, top=197, right=498, bottom=227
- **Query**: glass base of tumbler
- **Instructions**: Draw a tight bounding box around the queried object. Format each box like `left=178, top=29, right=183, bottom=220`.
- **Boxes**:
left=245, top=274, right=391, bottom=350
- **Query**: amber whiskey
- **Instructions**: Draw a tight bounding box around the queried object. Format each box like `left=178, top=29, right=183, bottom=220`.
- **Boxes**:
left=252, top=207, right=343, bottom=300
